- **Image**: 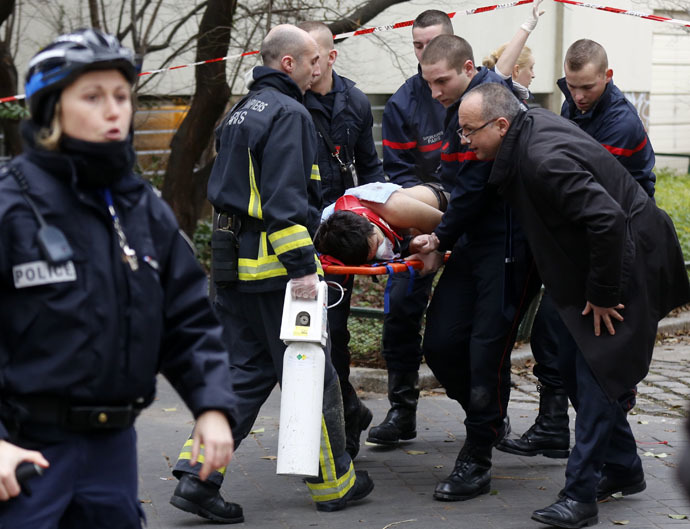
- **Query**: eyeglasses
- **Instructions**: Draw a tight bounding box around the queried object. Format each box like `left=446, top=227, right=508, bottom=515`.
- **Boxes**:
left=456, top=117, right=499, bottom=143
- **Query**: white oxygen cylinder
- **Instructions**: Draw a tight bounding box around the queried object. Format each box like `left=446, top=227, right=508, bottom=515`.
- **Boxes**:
left=276, top=280, right=328, bottom=477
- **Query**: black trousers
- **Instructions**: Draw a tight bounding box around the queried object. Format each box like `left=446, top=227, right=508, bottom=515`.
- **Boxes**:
left=530, top=291, right=567, bottom=388
left=382, top=271, right=435, bottom=373
left=174, top=286, right=342, bottom=487
left=0, top=428, right=142, bottom=528
left=325, top=273, right=355, bottom=398
left=557, top=328, right=642, bottom=503
left=423, top=238, right=538, bottom=446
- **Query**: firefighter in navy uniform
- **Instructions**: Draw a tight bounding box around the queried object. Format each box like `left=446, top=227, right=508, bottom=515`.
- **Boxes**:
left=298, top=21, right=387, bottom=459
left=170, top=24, right=373, bottom=523
left=368, top=9, right=451, bottom=448
left=0, top=29, right=235, bottom=529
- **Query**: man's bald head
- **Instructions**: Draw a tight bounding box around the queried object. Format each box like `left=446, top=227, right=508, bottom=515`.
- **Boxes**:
left=260, top=24, right=321, bottom=93
left=261, top=24, right=314, bottom=68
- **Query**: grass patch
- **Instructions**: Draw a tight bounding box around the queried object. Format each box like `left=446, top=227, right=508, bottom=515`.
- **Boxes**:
left=655, top=168, right=690, bottom=259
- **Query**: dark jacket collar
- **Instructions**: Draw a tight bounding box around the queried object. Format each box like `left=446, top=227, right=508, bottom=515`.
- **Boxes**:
left=557, top=77, right=619, bottom=120
left=489, top=108, right=529, bottom=191
left=249, top=65, right=304, bottom=102
left=19, top=120, right=144, bottom=208
left=303, top=70, right=352, bottom=110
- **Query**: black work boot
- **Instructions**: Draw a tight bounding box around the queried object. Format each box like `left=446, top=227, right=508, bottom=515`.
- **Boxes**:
left=496, top=385, right=570, bottom=458
left=315, top=470, right=375, bottom=512
left=433, top=442, right=492, bottom=501
left=170, top=473, right=244, bottom=524
left=342, top=384, right=373, bottom=460
left=367, top=371, right=419, bottom=446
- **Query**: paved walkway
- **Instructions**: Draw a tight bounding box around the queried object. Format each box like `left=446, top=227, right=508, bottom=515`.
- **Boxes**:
left=137, top=312, right=690, bottom=528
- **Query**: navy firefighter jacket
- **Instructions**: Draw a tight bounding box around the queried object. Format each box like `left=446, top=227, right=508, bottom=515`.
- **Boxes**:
left=207, top=66, right=323, bottom=292
left=559, top=78, right=656, bottom=197
left=382, top=67, right=446, bottom=187
left=434, top=67, right=519, bottom=251
left=0, top=138, right=234, bottom=439
left=304, top=71, right=386, bottom=207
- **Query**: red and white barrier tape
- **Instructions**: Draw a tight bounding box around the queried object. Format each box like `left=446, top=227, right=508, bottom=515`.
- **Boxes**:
left=333, top=0, right=534, bottom=40
left=2, top=0, right=688, bottom=105
left=554, top=0, right=690, bottom=27
left=0, top=0, right=536, bottom=104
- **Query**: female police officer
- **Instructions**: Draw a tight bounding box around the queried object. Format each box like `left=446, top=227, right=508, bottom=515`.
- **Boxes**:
left=0, top=29, right=236, bottom=528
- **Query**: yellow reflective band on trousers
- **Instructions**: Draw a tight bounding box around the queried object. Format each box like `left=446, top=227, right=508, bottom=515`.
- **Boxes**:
left=306, top=418, right=356, bottom=502
left=269, top=225, right=312, bottom=255
left=247, top=148, right=263, bottom=220
left=311, top=164, right=321, bottom=181
left=177, top=438, right=227, bottom=475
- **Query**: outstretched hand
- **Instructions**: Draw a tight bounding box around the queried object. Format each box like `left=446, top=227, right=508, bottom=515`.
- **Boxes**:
left=190, top=410, right=234, bottom=481
left=582, top=301, right=625, bottom=336
left=521, top=0, right=545, bottom=33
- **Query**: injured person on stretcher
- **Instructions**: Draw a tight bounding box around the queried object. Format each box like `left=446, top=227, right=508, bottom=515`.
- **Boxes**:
left=314, top=182, right=446, bottom=266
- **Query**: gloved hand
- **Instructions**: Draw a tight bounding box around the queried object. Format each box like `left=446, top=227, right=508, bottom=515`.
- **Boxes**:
left=291, top=273, right=320, bottom=299
left=521, top=0, right=545, bottom=33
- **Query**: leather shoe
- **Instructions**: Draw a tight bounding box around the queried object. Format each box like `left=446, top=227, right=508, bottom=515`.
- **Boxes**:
left=557, top=469, right=646, bottom=502
left=170, top=474, right=244, bottom=524
left=434, top=443, right=492, bottom=501
left=532, top=497, right=598, bottom=528
left=597, top=470, right=646, bottom=501
left=315, top=470, right=374, bottom=512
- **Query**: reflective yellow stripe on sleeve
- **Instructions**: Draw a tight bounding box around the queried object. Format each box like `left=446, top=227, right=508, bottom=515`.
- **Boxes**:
left=311, top=164, right=321, bottom=181
left=268, top=225, right=312, bottom=256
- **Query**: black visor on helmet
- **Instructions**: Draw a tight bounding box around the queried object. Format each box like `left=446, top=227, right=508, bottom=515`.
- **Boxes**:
left=25, top=28, right=140, bottom=127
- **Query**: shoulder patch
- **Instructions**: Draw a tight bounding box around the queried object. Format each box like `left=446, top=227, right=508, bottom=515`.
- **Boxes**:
left=13, top=260, right=77, bottom=289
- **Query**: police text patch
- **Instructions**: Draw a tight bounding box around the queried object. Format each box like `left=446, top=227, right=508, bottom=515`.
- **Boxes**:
left=13, top=260, right=77, bottom=289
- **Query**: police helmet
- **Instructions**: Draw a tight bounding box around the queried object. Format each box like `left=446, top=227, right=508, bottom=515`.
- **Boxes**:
left=25, top=28, right=140, bottom=127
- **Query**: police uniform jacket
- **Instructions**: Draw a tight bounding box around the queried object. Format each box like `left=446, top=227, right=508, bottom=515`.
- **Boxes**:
left=304, top=71, right=386, bottom=206
left=382, top=67, right=446, bottom=187
left=559, top=78, right=656, bottom=197
left=208, top=66, right=323, bottom=292
left=0, top=134, right=235, bottom=439
left=489, top=108, right=690, bottom=400
left=434, top=67, right=518, bottom=251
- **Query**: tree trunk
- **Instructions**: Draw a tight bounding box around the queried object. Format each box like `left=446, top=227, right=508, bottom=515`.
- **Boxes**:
left=0, top=0, right=20, bottom=156
left=161, top=0, right=236, bottom=236
left=162, top=0, right=410, bottom=235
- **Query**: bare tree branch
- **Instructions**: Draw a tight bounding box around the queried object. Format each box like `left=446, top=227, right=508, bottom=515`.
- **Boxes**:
left=145, top=2, right=208, bottom=54
left=329, top=0, right=409, bottom=35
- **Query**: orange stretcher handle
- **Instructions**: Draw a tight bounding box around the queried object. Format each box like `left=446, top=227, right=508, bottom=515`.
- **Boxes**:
left=322, top=252, right=450, bottom=276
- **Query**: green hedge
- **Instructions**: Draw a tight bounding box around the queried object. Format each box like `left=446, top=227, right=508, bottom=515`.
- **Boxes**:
left=655, top=169, right=690, bottom=260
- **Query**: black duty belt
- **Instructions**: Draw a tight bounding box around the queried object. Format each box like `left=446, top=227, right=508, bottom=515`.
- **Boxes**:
left=11, top=395, right=141, bottom=432
left=217, top=212, right=265, bottom=233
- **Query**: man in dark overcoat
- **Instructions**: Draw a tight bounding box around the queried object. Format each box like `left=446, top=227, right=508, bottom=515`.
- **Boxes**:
left=455, top=82, right=690, bottom=528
